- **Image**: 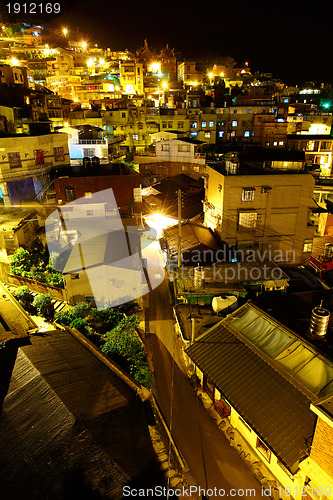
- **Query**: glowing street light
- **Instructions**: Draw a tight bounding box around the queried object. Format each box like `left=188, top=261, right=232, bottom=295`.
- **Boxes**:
left=62, top=28, right=68, bottom=36
left=86, top=58, right=94, bottom=67
left=162, top=81, right=168, bottom=90
left=81, top=41, right=87, bottom=49
left=10, top=57, right=19, bottom=66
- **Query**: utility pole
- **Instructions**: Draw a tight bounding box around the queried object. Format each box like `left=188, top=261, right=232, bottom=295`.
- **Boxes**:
left=178, top=188, right=182, bottom=268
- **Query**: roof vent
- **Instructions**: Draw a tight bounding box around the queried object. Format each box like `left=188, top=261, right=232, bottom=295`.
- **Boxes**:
left=308, top=301, right=330, bottom=338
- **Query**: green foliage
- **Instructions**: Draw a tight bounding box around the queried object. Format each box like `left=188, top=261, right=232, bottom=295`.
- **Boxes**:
left=69, top=317, right=88, bottom=334
left=102, top=315, right=153, bottom=388
left=10, top=246, right=64, bottom=288
left=11, top=248, right=32, bottom=275
left=33, top=294, right=53, bottom=318
left=130, top=362, right=153, bottom=389
left=13, top=286, right=34, bottom=307
left=54, top=309, right=74, bottom=326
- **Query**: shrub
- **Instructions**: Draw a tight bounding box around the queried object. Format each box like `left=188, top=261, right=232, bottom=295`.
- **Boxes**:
left=13, top=286, right=34, bottom=308
left=33, top=294, right=53, bottom=318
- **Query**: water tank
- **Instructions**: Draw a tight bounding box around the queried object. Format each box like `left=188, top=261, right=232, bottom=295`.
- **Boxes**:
left=308, top=304, right=330, bottom=337
left=212, top=296, right=238, bottom=313
left=324, top=243, right=333, bottom=260
left=193, top=266, right=205, bottom=288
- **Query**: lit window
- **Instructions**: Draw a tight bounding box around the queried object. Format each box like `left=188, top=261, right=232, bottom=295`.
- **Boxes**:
left=279, top=141, right=284, bottom=146
left=133, top=134, right=139, bottom=140
left=205, top=132, right=211, bottom=138
left=178, top=144, right=190, bottom=152
left=161, top=144, right=170, bottom=151
left=242, top=188, right=255, bottom=201
left=238, top=212, right=257, bottom=229
left=219, top=131, right=224, bottom=138
left=273, top=141, right=278, bottom=146
left=232, top=120, right=237, bottom=127
left=193, top=166, right=200, bottom=172
left=202, top=121, right=207, bottom=128
left=191, top=122, right=198, bottom=128
left=303, top=242, right=313, bottom=253
left=244, top=131, right=250, bottom=138
left=209, top=121, right=214, bottom=127
left=181, top=165, right=188, bottom=172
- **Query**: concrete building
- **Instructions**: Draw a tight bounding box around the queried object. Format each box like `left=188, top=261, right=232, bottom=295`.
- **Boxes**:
left=0, top=207, right=39, bottom=259
left=287, top=134, right=333, bottom=177
left=120, top=60, right=144, bottom=95
left=203, top=159, right=316, bottom=265
left=185, top=301, right=333, bottom=500
left=135, top=137, right=206, bottom=181
left=0, top=131, right=69, bottom=206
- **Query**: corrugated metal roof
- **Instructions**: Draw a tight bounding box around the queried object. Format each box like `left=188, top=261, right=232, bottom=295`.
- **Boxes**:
left=185, top=310, right=317, bottom=473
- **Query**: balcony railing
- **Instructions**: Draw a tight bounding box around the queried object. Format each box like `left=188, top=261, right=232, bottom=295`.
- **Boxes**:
left=69, top=139, right=108, bottom=145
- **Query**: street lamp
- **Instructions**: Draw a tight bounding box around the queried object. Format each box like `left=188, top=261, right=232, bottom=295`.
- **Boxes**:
left=81, top=41, right=87, bottom=50
left=62, top=28, right=68, bottom=36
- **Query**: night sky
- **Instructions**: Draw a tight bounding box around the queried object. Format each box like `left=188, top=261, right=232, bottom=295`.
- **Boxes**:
left=7, top=0, right=333, bottom=85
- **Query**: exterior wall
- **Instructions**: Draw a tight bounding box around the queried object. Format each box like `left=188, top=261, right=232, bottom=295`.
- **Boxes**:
left=204, top=166, right=315, bottom=265
left=120, top=61, right=144, bottom=94
left=138, top=160, right=204, bottom=181
left=54, top=173, right=142, bottom=213
left=192, top=363, right=311, bottom=500
left=287, top=136, right=333, bottom=176
left=0, top=214, right=39, bottom=258
left=65, top=266, right=142, bottom=305
left=0, top=133, right=69, bottom=206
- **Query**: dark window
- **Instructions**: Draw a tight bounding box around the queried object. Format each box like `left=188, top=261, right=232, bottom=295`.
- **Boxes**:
left=8, top=152, right=22, bottom=168
left=64, top=186, right=75, bottom=202
left=54, top=147, right=65, bottom=162
left=34, top=149, right=45, bottom=165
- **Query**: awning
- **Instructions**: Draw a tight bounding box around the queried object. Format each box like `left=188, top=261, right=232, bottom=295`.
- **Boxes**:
left=263, top=279, right=289, bottom=290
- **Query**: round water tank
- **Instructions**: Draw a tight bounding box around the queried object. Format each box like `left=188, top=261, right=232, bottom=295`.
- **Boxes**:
left=308, top=305, right=330, bottom=337
left=212, top=295, right=238, bottom=313
left=193, top=266, right=205, bottom=288
left=324, top=243, right=333, bottom=259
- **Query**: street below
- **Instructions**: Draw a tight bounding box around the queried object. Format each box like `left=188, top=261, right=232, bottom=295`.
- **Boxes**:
left=145, top=278, right=263, bottom=500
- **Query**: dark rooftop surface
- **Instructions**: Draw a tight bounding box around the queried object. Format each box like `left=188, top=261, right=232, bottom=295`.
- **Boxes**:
left=0, top=329, right=165, bottom=500
left=53, top=163, right=139, bottom=178
left=253, top=267, right=333, bottom=361
left=163, top=222, right=222, bottom=257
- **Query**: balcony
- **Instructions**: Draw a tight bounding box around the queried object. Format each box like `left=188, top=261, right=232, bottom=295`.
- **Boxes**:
left=69, top=139, right=107, bottom=145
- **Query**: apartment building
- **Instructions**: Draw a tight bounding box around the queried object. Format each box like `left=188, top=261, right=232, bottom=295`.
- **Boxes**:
left=203, top=159, right=316, bottom=265
left=0, top=132, right=69, bottom=206
left=135, top=137, right=206, bottom=181
left=287, top=134, right=333, bottom=176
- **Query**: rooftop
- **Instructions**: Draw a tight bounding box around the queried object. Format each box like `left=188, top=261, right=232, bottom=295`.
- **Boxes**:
left=0, top=328, right=164, bottom=499
left=53, top=163, right=139, bottom=178
left=185, top=301, right=333, bottom=473
left=0, top=207, right=37, bottom=231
